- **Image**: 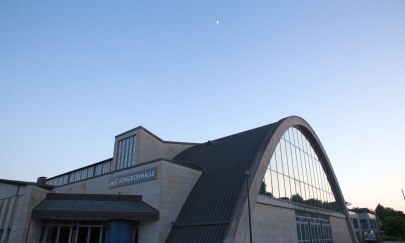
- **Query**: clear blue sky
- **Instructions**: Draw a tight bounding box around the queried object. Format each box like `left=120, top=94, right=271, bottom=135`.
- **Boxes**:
left=1, top=1, right=404, bottom=212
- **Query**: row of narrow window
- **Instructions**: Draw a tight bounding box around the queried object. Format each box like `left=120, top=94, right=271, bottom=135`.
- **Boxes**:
left=296, top=215, right=333, bottom=243
left=47, top=135, right=136, bottom=187
left=46, top=161, right=112, bottom=187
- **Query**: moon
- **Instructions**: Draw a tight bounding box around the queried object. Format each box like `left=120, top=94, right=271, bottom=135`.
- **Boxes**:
left=216, top=20, right=219, bottom=25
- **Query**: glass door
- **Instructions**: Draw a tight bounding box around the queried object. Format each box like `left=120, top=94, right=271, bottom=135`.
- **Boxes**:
left=40, top=220, right=107, bottom=243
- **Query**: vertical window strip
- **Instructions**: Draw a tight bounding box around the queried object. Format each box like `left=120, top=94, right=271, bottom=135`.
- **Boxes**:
left=287, top=129, right=299, bottom=200
left=126, top=138, right=130, bottom=167
left=117, top=141, right=122, bottom=169
left=278, top=141, right=287, bottom=198
left=302, top=133, right=313, bottom=201
left=292, top=129, right=303, bottom=199
left=320, top=167, right=330, bottom=207
left=305, top=153, right=314, bottom=203
left=116, top=135, right=136, bottom=170
left=298, top=133, right=309, bottom=201
left=281, top=138, right=292, bottom=199
left=312, top=158, right=320, bottom=206
left=267, top=152, right=274, bottom=197
left=300, top=133, right=313, bottom=201
left=132, top=136, right=136, bottom=166
left=123, top=139, right=128, bottom=168
left=128, top=136, right=133, bottom=166
left=273, top=148, right=281, bottom=198
left=309, top=144, right=322, bottom=207
left=315, top=157, right=325, bottom=208
left=287, top=135, right=293, bottom=198
left=313, top=159, right=323, bottom=205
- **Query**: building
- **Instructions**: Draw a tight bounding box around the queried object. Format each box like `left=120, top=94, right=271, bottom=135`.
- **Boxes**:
left=0, top=179, right=51, bottom=243
left=349, top=208, right=380, bottom=241
left=0, top=116, right=358, bottom=243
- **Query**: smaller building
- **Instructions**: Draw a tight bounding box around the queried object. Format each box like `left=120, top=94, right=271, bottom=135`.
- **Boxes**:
left=0, top=179, right=52, bottom=242
left=349, top=208, right=380, bottom=241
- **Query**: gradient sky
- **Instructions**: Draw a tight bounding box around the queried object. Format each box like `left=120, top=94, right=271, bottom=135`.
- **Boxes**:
left=1, top=1, right=404, bottom=212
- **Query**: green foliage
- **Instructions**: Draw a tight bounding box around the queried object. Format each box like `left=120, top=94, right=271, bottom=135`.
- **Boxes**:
left=290, top=194, right=304, bottom=203
left=259, top=181, right=266, bottom=195
left=265, top=191, right=273, bottom=197
left=376, top=204, right=405, bottom=221
left=289, top=194, right=338, bottom=211
left=259, top=181, right=273, bottom=197
left=376, top=204, right=405, bottom=239
left=381, top=216, right=405, bottom=238
left=305, top=198, right=323, bottom=207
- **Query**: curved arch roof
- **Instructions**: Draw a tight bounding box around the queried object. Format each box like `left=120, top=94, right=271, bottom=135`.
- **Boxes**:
left=165, top=116, right=355, bottom=243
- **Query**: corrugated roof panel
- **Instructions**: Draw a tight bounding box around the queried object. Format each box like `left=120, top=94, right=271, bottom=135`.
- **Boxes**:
left=166, top=122, right=279, bottom=242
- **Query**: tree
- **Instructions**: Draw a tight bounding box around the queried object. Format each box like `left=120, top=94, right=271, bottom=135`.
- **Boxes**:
left=376, top=204, right=405, bottom=221
left=290, top=194, right=304, bottom=203
left=259, top=181, right=273, bottom=197
left=381, top=216, right=405, bottom=238
left=375, top=204, right=405, bottom=239
left=305, top=198, right=323, bottom=208
left=259, top=181, right=266, bottom=195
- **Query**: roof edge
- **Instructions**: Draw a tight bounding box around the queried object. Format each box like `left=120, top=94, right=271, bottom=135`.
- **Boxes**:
left=116, top=126, right=198, bottom=145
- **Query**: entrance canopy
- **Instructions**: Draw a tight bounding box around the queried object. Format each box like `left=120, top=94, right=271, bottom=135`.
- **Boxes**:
left=32, top=193, right=159, bottom=221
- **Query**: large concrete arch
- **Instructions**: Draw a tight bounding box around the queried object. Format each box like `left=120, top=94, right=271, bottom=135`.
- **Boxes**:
left=166, top=116, right=357, bottom=243
left=225, top=116, right=357, bottom=243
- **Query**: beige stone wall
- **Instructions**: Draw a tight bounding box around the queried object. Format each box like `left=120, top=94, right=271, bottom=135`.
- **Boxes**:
left=111, top=128, right=195, bottom=170
left=137, top=129, right=194, bottom=163
left=0, top=197, right=18, bottom=243
left=139, top=162, right=202, bottom=242
left=0, top=183, right=26, bottom=199
left=233, top=194, right=353, bottom=243
left=233, top=202, right=297, bottom=243
left=55, top=161, right=162, bottom=209
left=54, top=159, right=202, bottom=243
left=251, top=203, right=298, bottom=243
left=330, top=216, right=353, bottom=243
left=0, top=185, right=48, bottom=243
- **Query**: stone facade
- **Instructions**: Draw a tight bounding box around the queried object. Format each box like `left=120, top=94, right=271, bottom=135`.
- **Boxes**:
left=0, top=183, right=49, bottom=243
left=232, top=194, right=353, bottom=243
left=330, top=216, right=354, bottom=243
left=111, top=127, right=195, bottom=169
left=52, top=159, right=201, bottom=243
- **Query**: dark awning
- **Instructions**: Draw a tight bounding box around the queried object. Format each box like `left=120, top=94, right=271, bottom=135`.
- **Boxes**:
left=32, top=193, right=159, bottom=221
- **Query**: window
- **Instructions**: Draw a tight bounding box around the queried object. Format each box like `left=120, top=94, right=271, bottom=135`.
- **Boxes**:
left=370, top=219, right=377, bottom=229
left=40, top=220, right=107, bottom=243
left=47, top=160, right=112, bottom=186
left=351, top=218, right=359, bottom=229
left=296, top=214, right=332, bottom=243
left=360, top=219, right=368, bottom=229
left=116, top=136, right=136, bottom=170
left=95, top=161, right=111, bottom=176
left=260, top=127, right=340, bottom=212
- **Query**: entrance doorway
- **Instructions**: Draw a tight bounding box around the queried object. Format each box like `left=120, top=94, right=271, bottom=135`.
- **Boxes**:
left=40, top=220, right=139, bottom=243
left=40, top=220, right=107, bottom=243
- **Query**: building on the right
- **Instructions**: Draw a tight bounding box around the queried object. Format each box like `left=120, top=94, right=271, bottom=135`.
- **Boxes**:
left=349, top=208, right=380, bottom=241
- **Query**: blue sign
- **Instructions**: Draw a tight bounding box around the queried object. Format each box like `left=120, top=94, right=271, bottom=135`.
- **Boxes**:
left=109, top=167, right=157, bottom=189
